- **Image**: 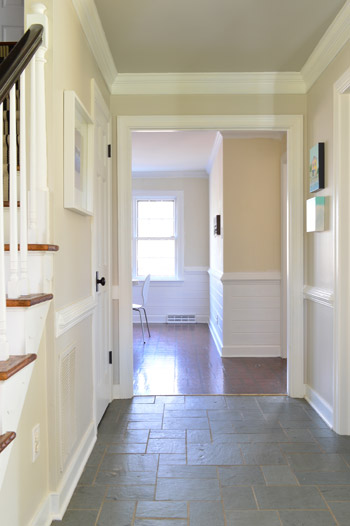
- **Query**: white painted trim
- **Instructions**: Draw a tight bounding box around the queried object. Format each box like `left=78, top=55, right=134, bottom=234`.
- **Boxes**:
left=132, top=170, right=208, bottom=179
left=208, top=268, right=223, bottom=281
left=133, top=314, right=209, bottom=324
left=55, top=296, right=96, bottom=338
left=303, top=286, right=334, bottom=308
left=305, top=385, right=333, bottom=430
left=117, top=114, right=304, bottom=400
left=221, top=272, right=281, bottom=282
left=71, top=0, right=117, bottom=90
left=112, top=286, right=119, bottom=300
left=31, top=423, right=96, bottom=525
left=221, top=131, right=285, bottom=140
left=222, top=345, right=281, bottom=358
left=333, top=66, right=350, bottom=435
left=112, top=383, right=121, bottom=399
left=209, top=319, right=223, bottom=357
left=184, top=266, right=209, bottom=273
left=206, top=132, right=223, bottom=174
left=112, top=72, right=306, bottom=95
left=301, top=0, right=350, bottom=91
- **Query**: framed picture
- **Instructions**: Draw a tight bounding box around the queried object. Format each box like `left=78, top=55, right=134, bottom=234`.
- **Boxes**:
left=64, top=90, right=94, bottom=215
left=309, top=142, right=325, bottom=193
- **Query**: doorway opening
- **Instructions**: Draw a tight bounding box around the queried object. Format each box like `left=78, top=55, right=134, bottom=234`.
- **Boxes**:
left=116, top=115, right=304, bottom=401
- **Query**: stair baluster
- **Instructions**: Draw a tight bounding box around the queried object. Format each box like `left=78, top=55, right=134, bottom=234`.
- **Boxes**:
left=7, top=86, right=19, bottom=298
left=28, top=57, right=36, bottom=241
left=19, top=71, right=28, bottom=295
left=0, top=102, right=9, bottom=362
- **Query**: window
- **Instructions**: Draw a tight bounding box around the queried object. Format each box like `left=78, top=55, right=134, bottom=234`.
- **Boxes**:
left=132, top=191, right=184, bottom=280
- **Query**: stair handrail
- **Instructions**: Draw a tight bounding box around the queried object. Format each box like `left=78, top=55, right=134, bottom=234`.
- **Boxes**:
left=0, top=24, right=43, bottom=105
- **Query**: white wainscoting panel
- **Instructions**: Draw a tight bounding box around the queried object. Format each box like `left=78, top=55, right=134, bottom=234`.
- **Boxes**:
left=209, top=269, right=224, bottom=355
left=132, top=267, right=209, bottom=324
left=222, top=273, right=281, bottom=357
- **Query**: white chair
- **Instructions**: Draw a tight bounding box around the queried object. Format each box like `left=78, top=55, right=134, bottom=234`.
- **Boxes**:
left=133, top=274, right=151, bottom=343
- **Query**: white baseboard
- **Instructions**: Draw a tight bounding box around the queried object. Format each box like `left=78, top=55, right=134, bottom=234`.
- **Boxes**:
left=31, top=422, right=96, bottom=526
left=305, top=385, right=333, bottom=429
left=113, top=384, right=121, bottom=398
left=133, top=314, right=209, bottom=324
left=221, top=345, right=281, bottom=357
left=209, top=320, right=223, bottom=356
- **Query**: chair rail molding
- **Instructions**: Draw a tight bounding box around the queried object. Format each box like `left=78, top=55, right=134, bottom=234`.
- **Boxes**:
left=303, top=285, right=334, bottom=308
left=55, top=296, right=96, bottom=338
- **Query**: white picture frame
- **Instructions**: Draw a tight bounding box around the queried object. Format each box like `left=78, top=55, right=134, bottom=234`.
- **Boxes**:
left=64, top=90, right=94, bottom=215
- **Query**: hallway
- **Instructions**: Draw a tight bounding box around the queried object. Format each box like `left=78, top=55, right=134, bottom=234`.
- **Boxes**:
left=53, top=395, right=350, bottom=526
left=133, top=324, right=287, bottom=395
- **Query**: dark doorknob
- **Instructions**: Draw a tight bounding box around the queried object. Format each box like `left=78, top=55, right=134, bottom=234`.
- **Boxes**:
left=96, top=272, right=106, bottom=291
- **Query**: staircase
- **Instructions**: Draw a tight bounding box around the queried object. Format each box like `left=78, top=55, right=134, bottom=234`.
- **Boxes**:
left=0, top=5, right=53, bottom=490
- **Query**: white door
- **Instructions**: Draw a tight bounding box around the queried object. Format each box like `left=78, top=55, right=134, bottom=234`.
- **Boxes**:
left=0, top=0, right=24, bottom=41
left=93, top=82, right=112, bottom=425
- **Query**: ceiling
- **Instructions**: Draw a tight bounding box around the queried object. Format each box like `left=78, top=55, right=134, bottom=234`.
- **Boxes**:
left=95, top=0, right=346, bottom=74
left=132, top=131, right=285, bottom=174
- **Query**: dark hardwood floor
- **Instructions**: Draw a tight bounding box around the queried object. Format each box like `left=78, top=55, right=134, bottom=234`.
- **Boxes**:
left=133, top=324, right=286, bottom=395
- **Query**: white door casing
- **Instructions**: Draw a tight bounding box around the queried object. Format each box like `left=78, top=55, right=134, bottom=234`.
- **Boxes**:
left=116, top=114, right=304, bottom=400
left=92, top=81, right=112, bottom=424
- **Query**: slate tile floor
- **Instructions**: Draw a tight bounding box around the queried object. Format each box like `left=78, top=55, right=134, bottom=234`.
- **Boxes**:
left=133, top=324, right=287, bottom=395
left=53, top=395, right=350, bottom=525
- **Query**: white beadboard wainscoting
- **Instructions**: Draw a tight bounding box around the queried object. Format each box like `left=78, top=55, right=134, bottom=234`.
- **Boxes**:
left=132, top=267, right=209, bottom=323
left=209, top=270, right=281, bottom=357
left=304, top=285, right=334, bottom=429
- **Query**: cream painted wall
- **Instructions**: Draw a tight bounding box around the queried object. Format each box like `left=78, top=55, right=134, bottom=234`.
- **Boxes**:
left=223, top=138, right=282, bottom=272
left=133, top=176, right=209, bottom=267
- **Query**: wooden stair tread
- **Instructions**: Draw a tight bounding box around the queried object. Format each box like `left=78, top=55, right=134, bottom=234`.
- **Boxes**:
left=6, top=293, right=53, bottom=307
left=0, top=354, right=37, bottom=380
left=3, top=201, right=20, bottom=208
left=4, top=244, right=59, bottom=252
left=0, top=432, right=16, bottom=453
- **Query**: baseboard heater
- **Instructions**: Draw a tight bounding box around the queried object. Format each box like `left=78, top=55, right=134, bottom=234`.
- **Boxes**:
left=167, top=314, right=196, bottom=324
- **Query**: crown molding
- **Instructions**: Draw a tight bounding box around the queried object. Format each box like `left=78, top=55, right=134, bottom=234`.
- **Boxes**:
left=72, top=0, right=117, bottom=90
left=111, top=72, right=306, bottom=95
left=132, top=170, right=208, bottom=179
left=301, top=0, right=350, bottom=91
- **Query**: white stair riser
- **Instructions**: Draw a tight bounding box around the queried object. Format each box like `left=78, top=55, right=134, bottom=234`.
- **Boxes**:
left=6, top=301, right=51, bottom=355
left=4, top=252, right=54, bottom=294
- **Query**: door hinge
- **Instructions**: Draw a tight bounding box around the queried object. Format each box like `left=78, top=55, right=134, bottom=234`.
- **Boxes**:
left=107, top=144, right=112, bottom=158
left=109, top=351, right=112, bottom=364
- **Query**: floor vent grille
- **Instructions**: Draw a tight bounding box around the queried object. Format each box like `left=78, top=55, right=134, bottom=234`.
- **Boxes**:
left=167, top=314, right=196, bottom=324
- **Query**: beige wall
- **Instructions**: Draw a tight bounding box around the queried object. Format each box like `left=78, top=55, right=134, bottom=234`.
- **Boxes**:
left=133, top=176, right=209, bottom=267
left=223, top=138, right=282, bottom=272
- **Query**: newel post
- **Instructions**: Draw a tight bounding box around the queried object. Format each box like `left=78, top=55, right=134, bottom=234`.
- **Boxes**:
left=27, top=3, right=49, bottom=244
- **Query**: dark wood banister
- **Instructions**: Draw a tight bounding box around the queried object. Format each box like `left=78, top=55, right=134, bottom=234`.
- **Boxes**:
left=0, top=24, right=43, bottom=105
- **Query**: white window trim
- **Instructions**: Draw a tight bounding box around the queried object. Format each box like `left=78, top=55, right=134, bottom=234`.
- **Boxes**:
left=132, top=190, right=184, bottom=281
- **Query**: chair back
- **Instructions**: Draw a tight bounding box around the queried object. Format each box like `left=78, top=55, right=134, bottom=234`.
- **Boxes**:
left=142, top=274, right=151, bottom=305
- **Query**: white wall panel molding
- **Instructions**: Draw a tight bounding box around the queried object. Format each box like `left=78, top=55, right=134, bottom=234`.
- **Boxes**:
left=301, top=1, right=350, bottom=91
left=305, top=385, right=333, bottom=430
left=303, top=286, right=334, bottom=308
left=222, top=272, right=281, bottom=282
left=55, top=296, right=96, bottom=338
left=112, top=72, right=305, bottom=95
left=132, top=170, right=208, bottom=179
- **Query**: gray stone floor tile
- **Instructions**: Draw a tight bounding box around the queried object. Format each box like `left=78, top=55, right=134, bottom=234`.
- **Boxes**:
left=52, top=510, right=98, bottom=526
left=149, top=430, right=186, bottom=439
left=100, top=453, right=159, bottom=472
left=187, top=430, right=211, bottom=443
left=158, top=465, right=217, bottom=479
left=136, top=501, right=188, bottom=519
left=283, top=429, right=316, bottom=441
left=156, top=396, right=185, bottom=404
left=279, top=510, right=336, bottom=525
left=231, top=423, right=282, bottom=434
left=225, top=510, right=281, bottom=526
left=95, top=470, right=157, bottom=486
left=67, top=485, right=106, bottom=509
left=279, top=419, right=328, bottom=429
left=295, top=471, right=350, bottom=485
left=222, top=486, right=257, bottom=509
left=187, top=442, right=244, bottom=465
left=261, top=465, right=298, bottom=485
left=218, top=466, right=265, bottom=486
left=107, top=443, right=146, bottom=454
left=254, top=486, right=327, bottom=509
left=211, top=433, right=252, bottom=443
left=86, top=443, right=107, bottom=466
left=107, top=484, right=155, bottom=500
left=315, top=437, right=350, bottom=453
left=158, top=454, right=187, bottom=466
left=225, top=397, right=261, bottom=410
left=133, top=396, right=156, bottom=404
left=240, top=443, right=287, bottom=465
left=310, top=428, right=338, bottom=438
left=128, top=421, right=162, bottom=430
left=78, top=466, right=97, bottom=485
left=126, top=414, right=163, bottom=422
left=279, top=442, right=322, bottom=453
left=185, top=396, right=227, bottom=409
left=156, top=478, right=221, bottom=500
left=286, top=453, right=349, bottom=471
left=147, top=438, right=186, bottom=454
left=209, top=421, right=235, bottom=433
left=134, top=521, right=187, bottom=526
left=328, top=502, right=350, bottom=525
left=319, top=485, right=350, bottom=501
left=207, top=409, right=243, bottom=421
left=342, top=453, right=350, bottom=467
left=100, top=430, right=150, bottom=444
left=163, top=417, right=209, bottom=430
left=97, top=500, right=135, bottom=526
left=164, top=409, right=207, bottom=418
left=123, top=404, right=164, bottom=414
left=189, top=501, right=225, bottom=525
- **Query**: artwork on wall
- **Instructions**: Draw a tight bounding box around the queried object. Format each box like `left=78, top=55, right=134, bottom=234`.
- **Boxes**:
left=64, top=90, right=94, bottom=215
left=306, top=196, right=325, bottom=232
left=309, top=142, right=325, bottom=193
